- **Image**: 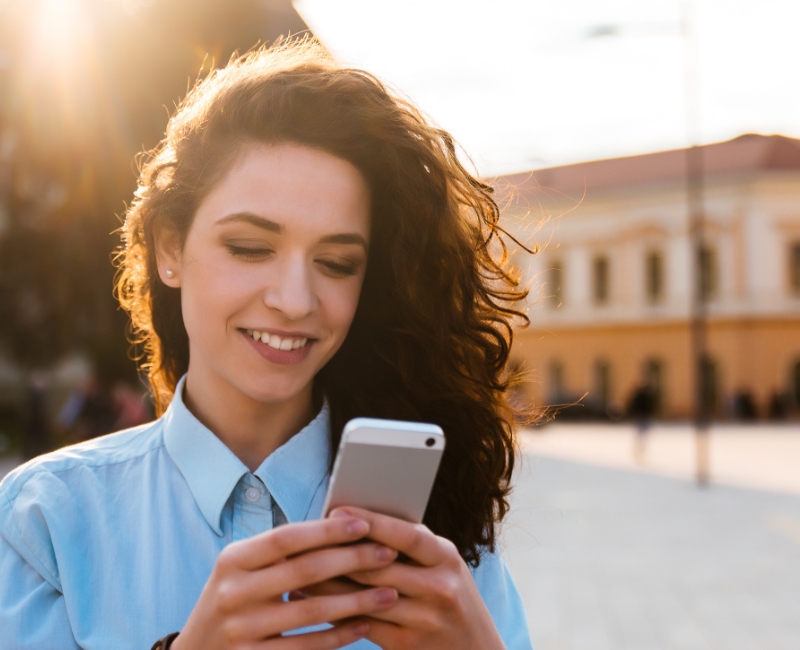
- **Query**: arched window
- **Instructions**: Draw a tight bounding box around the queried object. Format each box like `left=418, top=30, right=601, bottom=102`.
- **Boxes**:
left=646, top=250, right=663, bottom=304
left=593, top=256, right=609, bottom=305
left=697, top=244, right=718, bottom=301
left=594, top=359, right=611, bottom=404
left=643, top=358, right=664, bottom=414
left=548, top=261, right=563, bottom=309
left=790, top=243, right=800, bottom=296
left=792, top=359, right=800, bottom=406
left=698, top=355, right=719, bottom=417
left=548, top=360, right=564, bottom=401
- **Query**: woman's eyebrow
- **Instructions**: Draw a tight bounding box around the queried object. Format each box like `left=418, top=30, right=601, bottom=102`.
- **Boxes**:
left=216, top=211, right=367, bottom=251
left=216, top=212, right=283, bottom=233
left=319, top=233, right=368, bottom=252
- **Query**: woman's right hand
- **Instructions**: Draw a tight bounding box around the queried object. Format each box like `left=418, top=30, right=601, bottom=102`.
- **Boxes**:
left=171, top=515, right=399, bottom=650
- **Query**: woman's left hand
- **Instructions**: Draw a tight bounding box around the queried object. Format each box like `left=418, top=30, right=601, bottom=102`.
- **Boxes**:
left=324, top=506, right=506, bottom=650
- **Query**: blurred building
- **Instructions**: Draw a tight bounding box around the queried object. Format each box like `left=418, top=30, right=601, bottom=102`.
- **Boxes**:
left=501, top=134, right=800, bottom=419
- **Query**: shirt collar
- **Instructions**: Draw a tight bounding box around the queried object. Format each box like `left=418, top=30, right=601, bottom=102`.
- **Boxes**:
left=163, top=375, right=331, bottom=535
left=254, top=401, right=330, bottom=525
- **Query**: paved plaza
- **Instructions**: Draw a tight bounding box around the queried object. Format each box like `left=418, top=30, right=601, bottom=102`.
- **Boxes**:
left=504, top=424, right=800, bottom=650
left=2, top=424, right=800, bottom=649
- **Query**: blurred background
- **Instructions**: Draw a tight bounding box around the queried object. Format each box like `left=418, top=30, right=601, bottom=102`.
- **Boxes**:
left=1, top=1, right=799, bottom=648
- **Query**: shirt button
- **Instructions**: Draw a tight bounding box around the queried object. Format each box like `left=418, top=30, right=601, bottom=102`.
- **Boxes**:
left=245, top=487, right=261, bottom=502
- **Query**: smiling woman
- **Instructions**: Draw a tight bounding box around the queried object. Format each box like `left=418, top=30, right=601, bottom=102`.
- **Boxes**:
left=0, top=39, right=535, bottom=650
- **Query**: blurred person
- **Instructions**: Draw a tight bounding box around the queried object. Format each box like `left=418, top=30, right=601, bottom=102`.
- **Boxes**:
left=768, top=391, right=790, bottom=420
left=75, top=379, right=116, bottom=441
left=21, top=371, right=51, bottom=461
left=628, top=381, right=657, bottom=464
left=55, top=377, right=116, bottom=443
left=732, top=389, right=758, bottom=421
left=0, top=41, right=533, bottom=650
left=110, top=381, right=154, bottom=430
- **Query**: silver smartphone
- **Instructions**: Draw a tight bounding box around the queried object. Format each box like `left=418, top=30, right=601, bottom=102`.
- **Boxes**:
left=322, top=417, right=446, bottom=523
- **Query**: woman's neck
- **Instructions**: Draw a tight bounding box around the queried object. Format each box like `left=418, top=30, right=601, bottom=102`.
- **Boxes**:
left=181, top=367, right=316, bottom=473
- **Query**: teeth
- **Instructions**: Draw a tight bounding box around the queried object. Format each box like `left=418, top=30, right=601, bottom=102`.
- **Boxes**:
left=246, top=329, right=308, bottom=351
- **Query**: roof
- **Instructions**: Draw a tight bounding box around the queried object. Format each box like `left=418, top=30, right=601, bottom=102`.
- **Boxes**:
left=493, top=134, right=800, bottom=202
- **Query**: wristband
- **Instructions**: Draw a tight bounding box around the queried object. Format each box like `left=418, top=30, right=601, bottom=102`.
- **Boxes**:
left=150, top=632, right=180, bottom=650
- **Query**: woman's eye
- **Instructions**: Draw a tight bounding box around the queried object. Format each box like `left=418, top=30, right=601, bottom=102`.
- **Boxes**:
left=226, top=245, right=273, bottom=261
left=318, top=259, right=358, bottom=277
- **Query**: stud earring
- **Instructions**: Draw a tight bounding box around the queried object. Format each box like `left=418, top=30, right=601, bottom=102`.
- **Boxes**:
left=165, top=269, right=175, bottom=278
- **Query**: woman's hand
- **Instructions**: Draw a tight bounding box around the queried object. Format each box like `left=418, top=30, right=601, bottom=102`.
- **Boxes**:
left=172, top=515, right=399, bottom=650
left=326, top=507, right=506, bottom=650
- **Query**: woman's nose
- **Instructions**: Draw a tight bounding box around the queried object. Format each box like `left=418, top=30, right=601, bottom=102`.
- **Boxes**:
left=262, top=256, right=317, bottom=320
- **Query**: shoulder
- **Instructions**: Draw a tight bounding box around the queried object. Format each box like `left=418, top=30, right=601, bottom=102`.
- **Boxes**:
left=471, top=548, right=534, bottom=650
left=0, top=419, right=167, bottom=589
left=0, top=418, right=165, bottom=503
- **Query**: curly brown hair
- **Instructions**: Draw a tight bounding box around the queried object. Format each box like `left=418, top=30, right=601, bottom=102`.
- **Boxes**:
left=115, top=39, right=530, bottom=566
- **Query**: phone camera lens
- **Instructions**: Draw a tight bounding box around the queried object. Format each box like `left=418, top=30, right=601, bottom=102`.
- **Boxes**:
left=425, top=437, right=436, bottom=447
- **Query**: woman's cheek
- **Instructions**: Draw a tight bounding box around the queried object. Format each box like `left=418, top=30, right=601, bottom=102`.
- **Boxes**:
left=335, top=278, right=366, bottom=328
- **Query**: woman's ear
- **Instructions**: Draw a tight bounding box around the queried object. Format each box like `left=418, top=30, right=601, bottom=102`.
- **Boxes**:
left=154, top=226, right=183, bottom=288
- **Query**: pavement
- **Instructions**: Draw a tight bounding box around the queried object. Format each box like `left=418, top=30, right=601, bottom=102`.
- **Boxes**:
left=2, top=423, right=800, bottom=649
left=503, top=424, right=800, bottom=650
left=518, top=423, right=800, bottom=496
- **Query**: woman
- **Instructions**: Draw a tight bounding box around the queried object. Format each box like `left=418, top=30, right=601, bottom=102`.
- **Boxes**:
left=0, top=40, right=533, bottom=649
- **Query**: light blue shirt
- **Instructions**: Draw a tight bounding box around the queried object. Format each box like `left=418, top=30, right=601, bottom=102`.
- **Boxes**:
left=0, top=378, right=533, bottom=649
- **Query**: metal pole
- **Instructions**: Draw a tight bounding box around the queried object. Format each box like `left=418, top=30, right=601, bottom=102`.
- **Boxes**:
left=683, top=0, right=710, bottom=486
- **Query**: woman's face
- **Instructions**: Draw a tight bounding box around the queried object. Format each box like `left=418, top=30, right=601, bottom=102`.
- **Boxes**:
left=159, top=143, right=371, bottom=408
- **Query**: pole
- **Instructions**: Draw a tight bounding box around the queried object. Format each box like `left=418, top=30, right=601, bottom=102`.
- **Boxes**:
left=683, top=0, right=710, bottom=486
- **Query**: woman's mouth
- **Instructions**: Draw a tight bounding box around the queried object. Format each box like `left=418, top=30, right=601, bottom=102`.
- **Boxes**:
left=240, top=328, right=314, bottom=366
left=245, top=329, right=309, bottom=351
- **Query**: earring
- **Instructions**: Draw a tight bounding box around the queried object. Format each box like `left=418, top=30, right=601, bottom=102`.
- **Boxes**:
left=165, top=269, right=175, bottom=278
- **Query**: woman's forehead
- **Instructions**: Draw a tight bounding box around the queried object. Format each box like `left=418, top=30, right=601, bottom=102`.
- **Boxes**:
left=195, top=143, right=372, bottom=238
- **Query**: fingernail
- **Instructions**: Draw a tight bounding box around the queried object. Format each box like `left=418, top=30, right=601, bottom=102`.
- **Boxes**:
left=352, top=622, right=369, bottom=637
left=375, top=545, right=396, bottom=561
left=331, top=508, right=354, bottom=518
left=375, top=588, right=397, bottom=605
left=346, top=519, right=369, bottom=536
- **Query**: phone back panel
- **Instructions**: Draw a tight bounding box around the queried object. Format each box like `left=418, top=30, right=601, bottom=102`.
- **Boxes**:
left=324, top=443, right=444, bottom=523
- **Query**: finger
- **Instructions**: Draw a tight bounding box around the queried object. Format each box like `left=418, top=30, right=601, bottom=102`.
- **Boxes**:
left=266, top=620, right=371, bottom=650
left=330, top=507, right=447, bottom=567
left=233, top=588, right=398, bottom=640
left=359, top=618, right=414, bottom=650
left=271, top=543, right=398, bottom=597
left=292, top=578, right=366, bottom=599
left=345, top=562, right=433, bottom=599
left=226, top=517, right=371, bottom=571
left=238, top=543, right=398, bottom=603
left=360, top=596, right=440, bottom=630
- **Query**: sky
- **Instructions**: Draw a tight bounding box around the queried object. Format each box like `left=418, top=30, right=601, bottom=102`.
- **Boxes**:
left=295, top=0, right=800, bottom=176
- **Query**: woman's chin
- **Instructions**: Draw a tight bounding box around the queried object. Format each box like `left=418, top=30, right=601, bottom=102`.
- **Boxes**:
left=236, top=376, right=315, bottom=408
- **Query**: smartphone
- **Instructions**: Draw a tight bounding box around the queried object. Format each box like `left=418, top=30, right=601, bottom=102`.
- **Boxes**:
left=322, top=417, right=446, bottom=523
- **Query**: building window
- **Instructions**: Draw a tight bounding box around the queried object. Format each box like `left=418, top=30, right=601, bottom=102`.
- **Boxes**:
left=792, top=360, right=800, bottom=406
left=593, top=256, right=609, bottom=305
left=548, top=261, right=563, bottom=308
left=594, top=359, right=611, bottom=404
left=549, top=360, right=564, bottom=400
left=790, top=242, right=800, bottom=295
left=646, top=250, right=663, bottom=304
left=697, top=244, right=718, bottom=301
left=698, top=355, right=719, bottom=417
left=643, top=358, right=664, bottom=413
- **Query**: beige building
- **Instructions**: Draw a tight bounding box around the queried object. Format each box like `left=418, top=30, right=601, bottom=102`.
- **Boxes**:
left=499, top=134, right=800, bottom=419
